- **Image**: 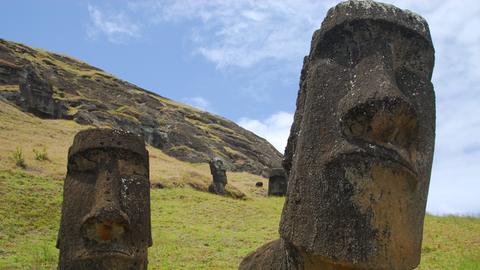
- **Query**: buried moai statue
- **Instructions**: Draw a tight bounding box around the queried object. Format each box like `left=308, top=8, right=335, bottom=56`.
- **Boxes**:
left=240, top=1, right=435, bottom=270
left=268, top=168, right=287, bottom=196
left=57, top=129, right=152, bottom=270
left=208, top=157, right=228, bottom=195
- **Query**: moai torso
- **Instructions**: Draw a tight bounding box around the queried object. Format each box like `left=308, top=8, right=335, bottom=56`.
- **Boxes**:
left=57, top=129, right=152, bottom=270
left=208, top=157, right=228, bottom=195
left=268, top=168, right=287, bottom=196
left=241, top=1, right=435, bottom=269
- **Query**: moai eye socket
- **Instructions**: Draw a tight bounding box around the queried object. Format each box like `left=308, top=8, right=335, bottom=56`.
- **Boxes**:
left=68, top=154, right=97, bottom=173
left=341, top=97, right=418, bottom=150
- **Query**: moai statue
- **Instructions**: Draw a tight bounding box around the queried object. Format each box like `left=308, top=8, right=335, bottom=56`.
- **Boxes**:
left=57, top=128, right=152, bottom=270
left=240, top=1, right=435, bottom=269
left=208, top=157, right=228, bottom=195
left=268, top=168, right=287, bottom=196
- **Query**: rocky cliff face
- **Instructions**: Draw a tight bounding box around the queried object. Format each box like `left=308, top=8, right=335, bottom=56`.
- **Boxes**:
left=0, top=39, right=282, bottom=174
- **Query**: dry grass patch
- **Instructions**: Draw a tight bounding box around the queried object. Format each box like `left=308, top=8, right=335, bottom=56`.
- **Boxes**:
left=0, top=100, right=267, bottom=197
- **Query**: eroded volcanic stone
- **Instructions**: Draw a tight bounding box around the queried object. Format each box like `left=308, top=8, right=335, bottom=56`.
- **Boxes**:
left=208, top=157, right=228, bottom=195
left=57, top=128, right=152, bottom=270
left=241, top=1, right=436, bottom=269
left=268, top=168, right=287, bottom=196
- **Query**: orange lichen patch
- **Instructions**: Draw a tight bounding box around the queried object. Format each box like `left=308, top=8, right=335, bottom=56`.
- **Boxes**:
left=98, top=221, right=125, bottom=242
left=84, top=219, right=125, bottom=242
left=97, top=221, right=114, bottom=241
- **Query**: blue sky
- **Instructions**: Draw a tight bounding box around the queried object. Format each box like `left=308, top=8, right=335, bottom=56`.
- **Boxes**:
left=1, top=0, right=479, bottom=215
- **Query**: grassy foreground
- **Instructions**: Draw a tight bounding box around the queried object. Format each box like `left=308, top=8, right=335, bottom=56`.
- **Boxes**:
left=0, top=101, right=479, bottom=269
left=0, top=170, right=479, bottom=269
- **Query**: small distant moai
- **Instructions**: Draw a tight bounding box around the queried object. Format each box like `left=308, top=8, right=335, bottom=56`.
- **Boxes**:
left=240, top=1, right=435, bottom=270
left=268, top=168, right=287, bottom=196
left=208, top=157, right=228, bottom=195
left=57, top=128, right=152, bottom=270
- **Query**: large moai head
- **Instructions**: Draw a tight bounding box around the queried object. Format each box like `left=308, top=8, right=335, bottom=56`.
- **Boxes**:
left=268, top=168, right=288, bottom=196
left=280, top=1, right=435, bottom=269
left=57, top=129, right=151, bottom=270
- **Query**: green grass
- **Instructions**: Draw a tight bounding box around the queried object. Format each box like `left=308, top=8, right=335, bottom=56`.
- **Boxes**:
left=33, top=147, right=49, bottom=161
left=0, top=169, right=479, bottom=269
left=11, top=147, right=25, bottom=168
left=0, top=170, right=61, bottom=269
left=420, top=215, right=480, bottom=269
left=0, top=169, right=282, bottom=269
left=150, top=188, right=283, bottom=269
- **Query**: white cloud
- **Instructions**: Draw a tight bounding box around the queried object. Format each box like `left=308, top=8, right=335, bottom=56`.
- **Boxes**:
left=87, top=4, right=141, bottom=44
left=238, top=111, right=293, bottom=152
left=127, top=0, right=336, bottom=68
left=182, top=96, right=212, bottom=111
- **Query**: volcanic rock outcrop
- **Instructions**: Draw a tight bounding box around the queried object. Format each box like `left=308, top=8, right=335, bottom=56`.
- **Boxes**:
left=57, top=129, right=152, bottom=269
left=0, top=41, right=282, bottom=174
left=240, top=1, right=436, bottom=269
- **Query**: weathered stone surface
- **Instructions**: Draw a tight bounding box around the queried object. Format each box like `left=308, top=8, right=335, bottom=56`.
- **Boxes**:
left=0, top=61, right=66, bottom=118
left=239, top=240, right=288, bottom=270
left=242, top=1, right=435, bottom=269
left=57, top=128, right=152, bottom=270
left=208, top=157, right=228, bottom=195
left=0, top=39, right=282, bottom=175
left=268, top=168, right=287, bottom=196
left=19, top=68, right=67, bottom=118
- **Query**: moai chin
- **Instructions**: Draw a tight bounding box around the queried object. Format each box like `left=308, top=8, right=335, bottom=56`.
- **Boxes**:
left=208, top=157, right=228, bottom=195
left=57, top=128, right=152, bottom=270
left=240, top=1, right=435, bottom=269
left=268, top=168, right=287, bottom=196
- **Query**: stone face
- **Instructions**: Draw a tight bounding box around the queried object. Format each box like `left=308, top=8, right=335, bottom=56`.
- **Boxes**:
left=242, top=1, right=436, bottom=269
left=208, top=157, right=228, bottom=195
left=268, top=168, right=287, bottom=196
left=57, top=128, right=152, bottom=270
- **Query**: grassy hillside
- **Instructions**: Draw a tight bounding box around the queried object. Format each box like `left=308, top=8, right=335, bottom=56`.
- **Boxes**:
left=0, top=100, right=266, bottom=198
left=0, top=38, right=282, bottom=174
left=1, top=101, right=479, bottom=269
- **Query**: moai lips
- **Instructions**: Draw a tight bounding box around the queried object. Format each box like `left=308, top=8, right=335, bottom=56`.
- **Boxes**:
left=208, top=157, right=228, bottom=195
left=57, top=129, right=151, bottom=270
left=241, top=1, right=435, bottom=269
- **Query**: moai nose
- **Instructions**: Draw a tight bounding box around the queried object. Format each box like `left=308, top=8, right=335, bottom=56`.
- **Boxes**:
left=342, top=97, right=418, bottom=148
left=82, top=207, right=130, bottom=243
